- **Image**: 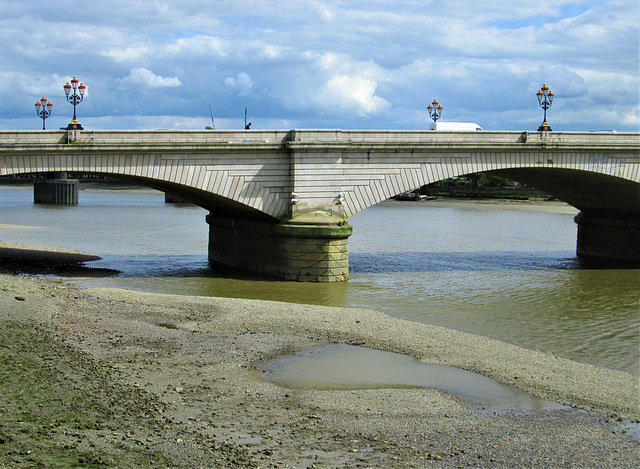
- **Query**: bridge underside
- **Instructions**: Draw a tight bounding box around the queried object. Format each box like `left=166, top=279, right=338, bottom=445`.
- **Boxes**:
left=112, top=174, right=278, bottom=222
left=490, top=168, right=640, bottom=218
left=490, top=169, right=640, bottom=264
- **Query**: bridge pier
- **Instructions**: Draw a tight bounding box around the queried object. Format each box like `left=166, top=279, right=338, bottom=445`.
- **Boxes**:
left=164, top=193, right=187, bottom=203
left=575, top=213, right=640, bottom=264
left=33, top=172, right=78, bottom=205
left=207, top=211, right=352, bottom=282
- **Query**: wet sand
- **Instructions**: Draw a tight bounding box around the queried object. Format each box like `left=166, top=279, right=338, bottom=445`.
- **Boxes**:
left=0, top=256, right=638, bottom=467
left=0, top=240, right=101, bottom=264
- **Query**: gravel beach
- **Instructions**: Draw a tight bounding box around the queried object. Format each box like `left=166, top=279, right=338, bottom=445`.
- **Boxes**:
left=0, top=251, right=638, bottom=468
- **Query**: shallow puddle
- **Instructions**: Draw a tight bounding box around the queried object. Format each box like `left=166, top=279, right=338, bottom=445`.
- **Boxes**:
left=258, top=343, right=566, bottom=413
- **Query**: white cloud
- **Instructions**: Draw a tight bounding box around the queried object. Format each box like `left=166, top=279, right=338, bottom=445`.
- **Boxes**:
left=0, top=0, right=637, bottom=131
left=104, top=45, right=152, bottom=63
left=324, top=75, right=391, bottom=116
left=622, top=105, right=640, bottom=126
left=120, top=68, right=182, bottom=88
left=276, top=52, right=391, bottom=117
left=224, top=72, right=253, bottom=96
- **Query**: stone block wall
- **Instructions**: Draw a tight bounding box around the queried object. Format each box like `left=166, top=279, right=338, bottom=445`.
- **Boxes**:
left=207, top=214, right=352, bottom=282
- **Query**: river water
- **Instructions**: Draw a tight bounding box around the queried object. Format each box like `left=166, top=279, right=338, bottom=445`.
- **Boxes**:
left=1, top=186, right=638, bottom=376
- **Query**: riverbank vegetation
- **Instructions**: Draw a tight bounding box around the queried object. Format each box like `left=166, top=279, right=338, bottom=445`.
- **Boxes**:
left=418, top=173, right=558, bottom=201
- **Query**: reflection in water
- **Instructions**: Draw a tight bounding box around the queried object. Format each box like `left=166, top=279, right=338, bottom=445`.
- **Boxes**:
left=348, top=268, right=639, bottom=376
left=0, top=187, right=638, bottom=375
left=259, top=344, right=566, bottom=413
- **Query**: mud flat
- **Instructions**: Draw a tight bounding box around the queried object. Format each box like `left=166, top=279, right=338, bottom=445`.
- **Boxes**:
left=0, top=263, right=638, bottom=467
left=381, top=197, right=581, bottom=214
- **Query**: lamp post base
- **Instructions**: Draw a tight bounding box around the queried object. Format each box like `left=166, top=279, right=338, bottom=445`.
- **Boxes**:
left=538, top=121, right=552, bottom=131
left=66, top=119, right=83, bottom=130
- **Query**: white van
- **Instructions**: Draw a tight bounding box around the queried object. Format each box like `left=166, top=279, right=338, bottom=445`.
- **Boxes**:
left=429, top=122, right=483, bottom=131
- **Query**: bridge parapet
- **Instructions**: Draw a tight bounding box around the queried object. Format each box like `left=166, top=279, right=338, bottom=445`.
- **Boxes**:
left=286, top=129, right=639, bottom=150
left=2, top=129, right=639, bottom=150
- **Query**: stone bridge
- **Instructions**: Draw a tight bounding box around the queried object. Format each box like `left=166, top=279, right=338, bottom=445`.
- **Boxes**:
left=1, top=129, right=638, bottom=281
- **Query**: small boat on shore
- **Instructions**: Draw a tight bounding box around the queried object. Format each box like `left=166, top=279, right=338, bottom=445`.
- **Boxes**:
left=394, top=192, right=438, bottom=201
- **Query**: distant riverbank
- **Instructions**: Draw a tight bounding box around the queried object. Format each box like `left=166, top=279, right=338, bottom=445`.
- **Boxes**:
left=420, top=184, right=557, bottom=200
left=0, top=178, right=163, bottom=195
left=381, top=197, right=579, bottom=214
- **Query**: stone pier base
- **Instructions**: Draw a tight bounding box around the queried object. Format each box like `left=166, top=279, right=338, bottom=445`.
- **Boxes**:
left=575, top=212, right=640, bottom=263
left=33, top=178, right=79, bottom=205
left=207, top=211, right=353, bottom=282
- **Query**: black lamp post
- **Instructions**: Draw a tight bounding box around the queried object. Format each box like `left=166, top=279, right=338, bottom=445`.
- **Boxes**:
left=427, top=98, right=443, bottom=123
left=536, top=83, right=554, bottom=131
left=34, top=96, right=53, bottom=130
left=64, top=76, right=86, bottom=130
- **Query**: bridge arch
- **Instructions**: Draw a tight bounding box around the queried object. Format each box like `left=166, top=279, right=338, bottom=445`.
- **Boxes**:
left=487, top=169, right=640, bottom=218
left=335, top=151, right=639, bottom=219
left=6, top=168, right=279, bottom=222
left=346, top=166, right=640, bottom=219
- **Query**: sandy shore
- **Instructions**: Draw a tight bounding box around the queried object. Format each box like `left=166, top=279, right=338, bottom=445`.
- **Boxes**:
left=1, top=259, right=638, bottom=467
left=0, top=240, right=101, bottom=264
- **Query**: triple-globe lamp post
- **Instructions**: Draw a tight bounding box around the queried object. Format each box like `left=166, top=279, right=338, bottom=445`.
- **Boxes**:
left=34, top=96, right=53, bottom=130
left=427, top=98, right=443, bottom=123
left=536, top=83, right=554, bottom=131
left=63, top=76, right=87, bottom=130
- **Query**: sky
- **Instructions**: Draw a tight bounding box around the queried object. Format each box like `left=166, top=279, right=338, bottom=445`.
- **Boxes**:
left=1, top=0, right=638, bottom=132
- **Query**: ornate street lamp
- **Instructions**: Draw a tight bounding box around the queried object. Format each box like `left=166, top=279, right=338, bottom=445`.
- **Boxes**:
left=427, top=98, right=443, bottom=123
left=34, top=96, right=53, bottom=130
left=63, top=76, right=87, bottom=130
left=536, top=83, right=554, bottom=131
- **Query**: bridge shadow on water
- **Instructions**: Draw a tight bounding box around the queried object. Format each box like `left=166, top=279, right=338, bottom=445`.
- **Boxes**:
left=89, top=251, right=617, bottom=279
left=348, top=251, right=635, bottom=274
